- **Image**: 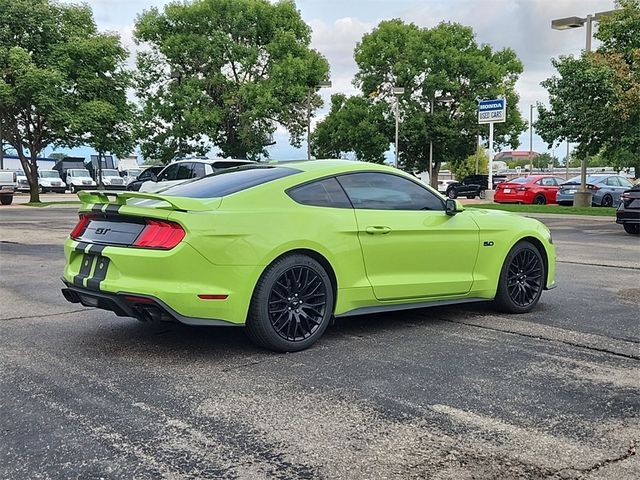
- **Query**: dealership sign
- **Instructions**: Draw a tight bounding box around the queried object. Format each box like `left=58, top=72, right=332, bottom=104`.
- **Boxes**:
left=478, top=99, right=506, bottom=124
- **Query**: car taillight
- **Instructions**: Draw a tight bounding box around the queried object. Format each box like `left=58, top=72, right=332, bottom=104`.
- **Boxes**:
left=70, top=214, right=92, bottom=239
left=587, top=184, right=600, bottom=191
left=516, top=187, right=528, bottom=191
left=133, top=219, right=185, bottom=250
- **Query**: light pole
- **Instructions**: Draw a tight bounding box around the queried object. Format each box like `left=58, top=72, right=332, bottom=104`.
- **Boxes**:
left=565, top=139, right=570, bottom=180
left=429, top=94, right=454, bottom=186
left=551, top=9, right=619, bottom=207
left=0, top=118, right=3, bottom=170
left=529, top=104, right=534, bottom=174
left=392, top=87, right=404, bottom=168
left=307, top=80, right=332, bottom=160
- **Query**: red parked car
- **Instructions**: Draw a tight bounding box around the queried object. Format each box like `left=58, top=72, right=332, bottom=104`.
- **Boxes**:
left=494, top=175, right=566, bottom=205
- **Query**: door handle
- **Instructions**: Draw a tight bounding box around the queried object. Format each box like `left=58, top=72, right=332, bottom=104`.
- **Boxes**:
left=365, top=226, right=392, bottom=235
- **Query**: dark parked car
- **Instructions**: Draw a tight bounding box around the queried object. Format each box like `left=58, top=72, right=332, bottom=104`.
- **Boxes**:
left=126, top=166, right=165, bottom=191
left=616, top=184, right=640, bottom=235
left=445, top=174, right=506, bottom=199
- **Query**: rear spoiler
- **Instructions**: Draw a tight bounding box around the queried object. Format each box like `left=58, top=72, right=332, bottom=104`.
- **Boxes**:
left=76, top=190, right=220, bottom=212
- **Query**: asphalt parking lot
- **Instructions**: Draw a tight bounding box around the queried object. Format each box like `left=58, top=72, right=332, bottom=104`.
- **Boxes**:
left=0, top=205, right=638, bottom=479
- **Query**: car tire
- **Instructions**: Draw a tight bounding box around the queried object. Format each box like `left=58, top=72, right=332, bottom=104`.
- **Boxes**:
left=479, top=190, right=486, bottom=200
left=447, top=190, right=458, bottom=199
left=623, top=224, right=640, bottom=235
left=533, top=194, right=546, bottom=205
left=71, top=185, right=77, bottom=193
left=493, top=240, right=545, bottom=314
left=246, top=254, right=334, bottom=352
left=0, top=195, right=13, bottom=206
left=601, top=194, right=613, bottom=207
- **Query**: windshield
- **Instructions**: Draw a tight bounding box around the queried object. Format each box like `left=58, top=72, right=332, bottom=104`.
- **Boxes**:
left=102, top=169, right=119, bottom=177
left=70, top=169, right=91, bottom=178
left=40, top=171, right=60, bottom=179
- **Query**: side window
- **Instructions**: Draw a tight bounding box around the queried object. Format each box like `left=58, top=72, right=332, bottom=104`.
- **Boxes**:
left=175, top=163, right=194, bottom=180
left=191, top=163, right=206, bottom=178
left=337, top=172, right=444, bottom=211
left=157, top=164, right=179, bottom=181
left=606, top=177, right=620, bottom=187
left=541, top=178, right=555, bottom=186
left=552, top=177, right=564, bottom=186
left=288, top=177, right=352, bottom=208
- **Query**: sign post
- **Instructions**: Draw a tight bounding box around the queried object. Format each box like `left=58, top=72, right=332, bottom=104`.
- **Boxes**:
left=478, top=99, right=506, bottom=199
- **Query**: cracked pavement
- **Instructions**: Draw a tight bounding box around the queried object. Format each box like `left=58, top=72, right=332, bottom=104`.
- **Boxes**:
left=0, top=206, right=638, bottom=479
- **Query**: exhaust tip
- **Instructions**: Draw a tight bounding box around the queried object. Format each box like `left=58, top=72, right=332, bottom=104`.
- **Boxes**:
left=61, top=288, right=80, bottom=304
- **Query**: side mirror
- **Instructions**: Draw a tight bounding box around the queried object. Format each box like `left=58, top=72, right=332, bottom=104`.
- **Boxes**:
left=445, top=199, right=463, bottom=216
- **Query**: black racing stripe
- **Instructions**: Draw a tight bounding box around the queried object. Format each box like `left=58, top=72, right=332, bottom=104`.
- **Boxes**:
left=104, top=204, right=121, bottom=214
left=91, top=205, right=104, bottom=214
left=74, top=242, right=90, bottom=253
left=86, top=256, right=110, bottom=291
left=87, top=244, right=106, bottom=255
left=73, top=254, right=95, bottom=287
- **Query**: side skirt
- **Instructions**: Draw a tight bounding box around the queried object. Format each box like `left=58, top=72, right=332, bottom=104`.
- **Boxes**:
left=335, top=297, right=488, bottom=318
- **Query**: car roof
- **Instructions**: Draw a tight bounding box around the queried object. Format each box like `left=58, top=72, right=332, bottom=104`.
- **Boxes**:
left=171, top=158, right=255, bottom=165
left=273, top=159, right=395, bottom=174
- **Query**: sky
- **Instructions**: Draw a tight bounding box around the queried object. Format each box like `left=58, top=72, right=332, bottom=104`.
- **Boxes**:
left=48, top=0, right=617, bottom=163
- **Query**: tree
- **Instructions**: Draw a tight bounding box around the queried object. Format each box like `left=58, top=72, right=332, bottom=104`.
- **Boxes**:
left=536, top=0, right=640, bottom=176
left=311, top=94, right=391, bottom=162
left=451, top=146, right=488, bottom=180
left=134, top=0, right=330, bottom=163
left=0, top=0, right=132, bottom=202
left=347, top=20, right=526, bottom=186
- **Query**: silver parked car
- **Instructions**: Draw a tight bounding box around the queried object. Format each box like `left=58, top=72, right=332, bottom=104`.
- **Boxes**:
left=557, top=175, right=634, bottom=207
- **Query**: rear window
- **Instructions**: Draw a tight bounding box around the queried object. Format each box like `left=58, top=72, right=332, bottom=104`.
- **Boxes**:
left=159, top=166, right=300, bottom=198
left=509, top=177, right=529, bottom=184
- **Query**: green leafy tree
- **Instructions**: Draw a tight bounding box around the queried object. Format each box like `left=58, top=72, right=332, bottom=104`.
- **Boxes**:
left=451, top=146, right=488, bottom=180
left=311, top=94, right=391, bottom=162
left=0, top=0, right=132, bottom=202
left=134, top=0, right=330, bottom=163
left=345, top=20, right=526, bottom=186
left=536, top=0, right=640, bottom=176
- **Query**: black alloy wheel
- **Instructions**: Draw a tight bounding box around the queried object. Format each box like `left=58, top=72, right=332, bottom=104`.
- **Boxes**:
left=268, top=266, right=327, bottom=342
left=601, top=194, right=614, bottom=207
left=246, top=254, right=334, bottom=352
left=533, top=194, right=546, bottom=205
left=506, top=249, right=543, bottom=308
left=494, top=241, right=545, bottom=313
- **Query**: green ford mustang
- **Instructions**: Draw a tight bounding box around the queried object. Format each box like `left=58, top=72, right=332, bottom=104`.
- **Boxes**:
left=62, top=160, right=556, bottom=351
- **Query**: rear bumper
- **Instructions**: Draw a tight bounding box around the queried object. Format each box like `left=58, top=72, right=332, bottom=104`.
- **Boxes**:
left=616, top=210, right=640, bottom=224
left=61, top=281, right=238, bottom=327
left=63, top=238, right=262, bottom=325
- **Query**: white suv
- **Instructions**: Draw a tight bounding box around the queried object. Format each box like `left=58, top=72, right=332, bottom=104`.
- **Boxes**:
left=139, top=158, right=255, bottom=193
